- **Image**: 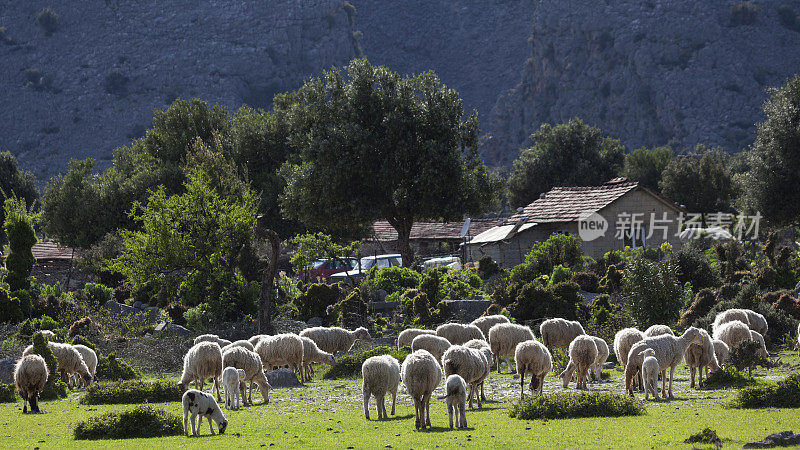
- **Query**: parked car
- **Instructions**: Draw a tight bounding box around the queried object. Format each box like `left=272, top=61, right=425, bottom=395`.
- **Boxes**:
left=329, top=254, right=402, bottom=284
left=298, top=258, right=358, bottom=282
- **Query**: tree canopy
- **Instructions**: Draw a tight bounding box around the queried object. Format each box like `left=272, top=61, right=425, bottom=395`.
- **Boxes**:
left=621, top=146, right=673, bottom=192
left=659, top=145, right=734, bottom=222
left=0, top=151, right=37, bottom=246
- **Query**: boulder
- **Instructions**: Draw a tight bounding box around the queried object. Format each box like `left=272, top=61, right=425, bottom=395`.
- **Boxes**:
left=133, top=301, right=143, bottom=310
left=307, top=317, right=324, bottom=327
left=0, top=357, right=19, bottom=384
left=104, top=300, right=134, bottom=316
left=267, top=368, right=302, bottom=388
left=744, top=431, right=800, bottom=448
left=153, top=321, right=191, bottom=337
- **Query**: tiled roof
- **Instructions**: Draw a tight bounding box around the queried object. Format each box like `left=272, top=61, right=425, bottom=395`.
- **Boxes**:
left=8, top=240, right=81, bottom=260
left=371, top=218, right=500, bottom=242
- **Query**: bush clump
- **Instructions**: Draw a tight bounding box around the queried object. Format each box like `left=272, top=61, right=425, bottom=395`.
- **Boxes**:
left=36, top=8, right=59, bottom=36
left=68, top=317, right=101, bottom=338
left=570, top=271, right=599, bottom=292
left=369, top=266, right=421, bottom=296
left=478, top=256, right=501, bottom=279
left=778, top=4, right=799, bottom=31
left=323, top=346, right=410, bottom=380
left=73, top=405, right=183, bottom=440
left=95, top=353, right=141, bottom=381
left=292, top=282, right=343, bottom=322
left=84, top=283, right=114, bottom=307
left=0, top=288, right=24, bottom=324
left=326, top=288, right=368, bottom=328
left=729, top=339, right=769, bottom=375
left=509, top=392, right=645, bottom=420
left=685, top=428, right=722, bottom=447
left=730, top=1, right=759, bottom=26
left=15, top=315, right=58, bottom=340
left=731, top=373, right=800, bottom=408
left=80, top=379, right=181, bottom=405
left=0, top=383, right=16, bottom=403
left=702, top=367, right=758, bottom=389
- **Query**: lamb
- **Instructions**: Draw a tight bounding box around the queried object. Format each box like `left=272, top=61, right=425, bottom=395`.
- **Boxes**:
left=436, top=323, right=485, bottom=346
left=254, top=333, right=304, bottom=382
left=643, top=325, right=674, bottom=337
left=24, top=342, right=93, bottom=387
left=588, top=336, right=610, bottom=382
left=194, top=334, right=233, bottom=348
left=751, top=330, right=769, bottom=359
left=640, top=349, right=660, bottom=401
left=464, top=339, right=493, bottom=401
left=712, top=320, right=752, bottom=349
left=222, top=366, right=241, bottom=410
left=14, top=354, right=48, bottom=413
left=539, top=318, right=585, bottom=352
left=397, top=328, right=436, bottom=349
left=488, top=323, right=534, bottom=373
left=361, top=354, right=401, bottom=420
left=182, top=389, right=228, bottom=436
left=178, top=341, right=223, bottom=401
left=514, top=339, right=552, bottom=399
left=438, top=374, right=467, bottom=429
left=300, top=336, right=335, bottom=382
left=222, top=346, right=272, bottom=405
left=559, top=335, right=598, bottom=390
left=71, top=344, right=98, bottom=388
left=441, top=345, right=489, bottom=409
left=299, top=326, right=372, bottom=355
left=625, top=327, right=705, bottom=398
left=684, top=328, right=720, bottom=388
left=470, top=315, right=510, bottom=341
left=221, top=340, right=254, bottom=353
left=713, top=339, right=730, bottom=369
left=411, top=334, right=452, bottom=363
left=614, top=327, right=645, bottom=390
left=401, top=349, right=442, bottom=430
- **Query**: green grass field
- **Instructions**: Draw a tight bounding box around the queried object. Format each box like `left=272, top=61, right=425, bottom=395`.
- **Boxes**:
left=2, top=351, right=800, bottom=449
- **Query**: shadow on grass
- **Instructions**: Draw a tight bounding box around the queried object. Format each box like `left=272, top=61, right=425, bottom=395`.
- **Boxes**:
left=372, top=414, right=414, bottom=421
left=416, top=426, right=476, bottom=433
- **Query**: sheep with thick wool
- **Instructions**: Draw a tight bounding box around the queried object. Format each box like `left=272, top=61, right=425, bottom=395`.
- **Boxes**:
left=71, top=344, right=97, bottom=388
left=397, top=328, right=436, bottom=349
left=464, top=339, right=493, bottom=401
left=643, top=325, right=674, bottom=337
left=713, top=339, right=730, bottom=368
left=222, top=366, right=242, bottom=410
left=221, top=340, right=254, bottom=353
left=14, top=354, right=48, bottom=413
left=614, top=327, right=645, bottom=390
left=514, top=339, right=552, bottom=399
left=539, top=318, right=585, bottom=352
left=300, top=336, right=335, bottom=382
left=255, top=333, right=305, bottom=382
left=178, top=341, right=223, bottom=401
left=470, top=315, right=510, bottom=342
left=436, top=323, right=485, bottom=346
left=625, top=327, right=704, bottom=398
left=411, top=334, right=452, bottom=364
left=248, top=334, right=269, bottom=347
left=488, top=323, right=534, bottom=373
left=712, top=320, right=752, bottom=349
left=441, top=345, right=489, bottom=409
left=194, top=334, right=233, bottom=348
left=439, top=374, right=468, bottom=429
left=750, top=330, right=769, bottom=359
left=401, top=349, right=442, bottom=430
left=182, top=389, right=228, bottom=436
left=559, top=335, right=598, bottom=390
left=222, top=347, right=272, bottom=405
left=640, top=349, right=660, bottom=401
left=713, top=309, right=768, bottom=336
left=588, top=336, right=609, bottom=381
left=24, top=342, right=92, bottom=387
left=361, top=354, right=401, bottom=420
left=300, top=326, right=371, bottom=355
left=684, top=328, right=720, bottom=388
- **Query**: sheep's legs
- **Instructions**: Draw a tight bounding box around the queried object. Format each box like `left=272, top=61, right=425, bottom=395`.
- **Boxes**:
left=668, top=367, right=675, bottom=399
left=21, top=392, right=28, bottom=414
left=690, top=367, right=696, bottom=389
left=183, top=408, right=189, bottom=436
left=214, top=377, right=221, bottom=401
left=378, top=394, right=387, bottom=419
left=504, top=356, right=513, bottom=374
left=480, top=381, right=486, bottom=401
left=390, top=389, right=396, bottom=416
left=495, top=354, right=500, bottom=373
left=363, top=387, right=371, bottom=420
left=519, top=372, right=525, bottom=400
left=475, top=382, right=482, bottom=408
left=698, top=367, right=704, bottom=387
left=423, top=392, right=432, bottom=428
left=208, top=416, right=215, bottom=435
left=190, top=413, right=198, bottom=436
left=660, top=369, right=667, bottom=398
left=459, top=402, right=467, bottom=428
left=448, top=402, right=454, bottom=429
left=413, top=397, right=422, bottom=429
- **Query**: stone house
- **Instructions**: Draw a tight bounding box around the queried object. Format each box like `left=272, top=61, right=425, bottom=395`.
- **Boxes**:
left=361, top=219, right=499, bottom=259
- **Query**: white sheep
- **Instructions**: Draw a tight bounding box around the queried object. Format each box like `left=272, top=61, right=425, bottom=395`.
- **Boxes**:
left=514, top=339, right=552, bottom=399
left=71, top=344, right=97, bottom=388
left=436, top=323, right=485, bottom=346
left=14, top=354, right=48, bottom=414
left=684, top=328, right=720, bottom=388
left=470, top=315, right=510, bottom=341
left=625, top=327, right=705, bottom=398
left=194, top=334, right=233, bottom=348
left=488, top=323, right=534, bottom=373
left=614, top=327, right=645, bottom=390
left=439, top=374, right=467, bottom=429
left=222, top=347, right=272, bottom=405
left=559, top=335, right=598, bottom=390
left=397, top=328, right=436, bottom=349
left=248, top=334, right=269, bottom=347
left=401, top=349, right=442, bottom=430
left=299, top=326, right=372, bottom=355
left=24, top=342, right=93, bottom=387
left=182, top=389, right=228, bottom=436
left=745, top=310, right=768, bottom=337
left=712, top=320, right=752, bottom=349
left=361, top=354, right=401, bottom=420
left=713, top=309, right=768, bottom=336
left=254, top=333, right=304, bottom=382
left=441, top=345, right=489, bottom=409
left=178, top=341, right=223, bottom=401
left=411, top=334, right=452, bottom=364
left=300, top=336, right=336, bottom=382
left=222, top=366, right=241, bottom=410
left=39, top=330, right=56, bottom=341
left=464, top=339, right=493, bottom=401
left=751, top=330, right=769, bottom=359
left=221, top=340, right=254, bottom=353
left=540, top=318, right=585, bottom=352
left=588, top=336, right=609, bottom=382
left=640, top=349, right=660, bottom=401
left=713, top=339, right=730, bottom=369
left=643, top=325, right=674, bottom=337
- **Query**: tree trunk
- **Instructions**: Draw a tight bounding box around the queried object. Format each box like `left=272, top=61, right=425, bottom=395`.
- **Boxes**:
left=387, top=218, right=414, bottom=267
left=255, top=216, right=279, bottom=335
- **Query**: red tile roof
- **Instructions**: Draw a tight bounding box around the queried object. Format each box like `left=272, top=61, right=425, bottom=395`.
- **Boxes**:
left=371, top=218, right=500, bottom=242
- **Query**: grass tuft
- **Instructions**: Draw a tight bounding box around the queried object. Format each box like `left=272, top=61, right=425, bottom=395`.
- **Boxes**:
left=509, top=392, right=645, bottom=420
left=73, top=405, right=182, bottom=440
left=685, top=427, right=722, bottom=446
left=80, top=379, right=181, bottom=405
left=322, top=346, right=410, bottom=380
left=95, top=353, right=141, bottom=381
left=730, top=373, right=800, bottom=408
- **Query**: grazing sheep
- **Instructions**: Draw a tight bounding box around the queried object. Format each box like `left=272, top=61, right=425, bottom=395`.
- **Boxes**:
left=540, top=318, right=585, bottom=352
left=712, top=339, right=730, bottom=369
left=750, top=331, right=769, bottom=359
left=222, top=347, right=272, bottom=405
left=39, top=330, right=56, bottom=341
left=194, top=334, right=233, bottom=348
left=14, top=354, right=48, bottom=413
left=587, top=336, right=609, bottom=382
left=411, top=334, right=452, bottom=364
left=441, top=345, right=489, bottom=409
left=182, top=389, right=228, bottom=436
left=255, top=333, right=305, bottom=382
left=684, top=329, right=720, bottom=388
left=745, top=310, right=768, bottom=337
left=439, top=374, right=467, bottom=429
left=361, top=355, right=401, bottom=420
left=614, top=327, right=645, bottom=390
left=471, top=315, right=510, bottom=341
left=464, top=339, right=493, bottom=401
left=625, top=327, right=705, bottom=398
left=24, top=342, right=93, bottom=387
left=221, top=340, right=254, bottom=353
left=712, top=320, right=752, bottom=349
left=397, top=328, right=436, bottom=349
left=640, top=349, right=660, bottom=401
left=71, top=344, right=98, bottom=388
left=713, top=309, right=768, bottom=336
left=248, top=335, right=269, bottom=347
left=643, top=325, right=674, bottom=338
left=300, top=336, right=335, bottom=382
left=436, top=323, right=485, bottom=346
left=222, top=366, right=241, bottom=410
left=299, top=326, right=372, bottom=355
left=559, top=335, right=598, bottom=390
left=488, top=323, right=534, bottom=373
left=514, top=339, right=552, bottom=399
left=401, top=349, right=442, bottom=430
left=178, top=342, right=223, bottom=401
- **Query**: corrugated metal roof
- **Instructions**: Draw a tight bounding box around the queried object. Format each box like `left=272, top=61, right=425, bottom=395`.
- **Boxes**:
left=468, top=223, right=537, bottom=244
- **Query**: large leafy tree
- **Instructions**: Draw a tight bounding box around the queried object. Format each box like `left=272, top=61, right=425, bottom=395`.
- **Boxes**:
left=0, top=151, right=37, bottom=246
left=277, top=59, right=500, bottom=266
left=506, top=119, right=624, bottom=208
left=621, top=146, right=673, bottom=192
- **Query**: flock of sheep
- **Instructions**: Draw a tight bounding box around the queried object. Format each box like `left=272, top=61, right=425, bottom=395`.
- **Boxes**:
left=10, top=307, right=797, bottom=436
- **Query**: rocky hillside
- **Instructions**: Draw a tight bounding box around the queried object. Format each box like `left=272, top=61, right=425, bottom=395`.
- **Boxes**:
left=483, top=0, right=800, bottom=166
left=0, top=0, right=357, bottom=180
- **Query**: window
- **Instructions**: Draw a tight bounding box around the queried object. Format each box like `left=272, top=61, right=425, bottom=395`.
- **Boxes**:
left=622, top=224, right=647, bottom=249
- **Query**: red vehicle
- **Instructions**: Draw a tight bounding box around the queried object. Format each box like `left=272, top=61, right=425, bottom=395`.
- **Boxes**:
left=298, top=258, right=358, bottom=282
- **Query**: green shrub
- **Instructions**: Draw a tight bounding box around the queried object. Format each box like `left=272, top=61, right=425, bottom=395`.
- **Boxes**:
left=509, top=392, right=645, bottom=420
left=74, top=405, right=183, bottom=440
left=400, top=289, right=434, bottom=325
left=570, top=271, right=599, bottom=292
left=0, top=288, right=24, bottom=324
left=292, top=282, right=343, bottom=321
left=731, top=373, right=800, bottom=408
left=510, top=234, right=584, bottom=284
left=510, top=281, right=582, bottom=322
left=702, top=367, right=758, bottom=389
left=326, top=288, right=368, bottom=328
left=95, top=353, right=141, bottom=381
left=729, top=340, right=768, bottom=375
left=549, top=264, right=572, bottom=285
left=323, top=346, right=410, bottom=380
left=369, top=267, right=421, bottom=296
left=0, top=383, right=16, bottom=403
left=4, top=196, right=37, bottom=292
left=84, top=283, right=114, bottom=307
left=772, top=293, right=800, bottom=319
left=730, top=1, right=759, bottom=26
left=183, top=303, right=214, bottom=332
left=678, top=288, right=717, bottom=328
left=599, top=264, right=623, bottom=293
left=478, top=256, right=501, bottom=279
left=80, top=379, right=181, bottom=405
left=36, top=8, right=59, bottom=36
left=685, top=428, right=721, bottom=447
left=674, top=245, right=720, bottom=290
left=622, top=256, right=683, bottom=327
left=68, top=316, right=100, bottom=338
left=778, top=4, right=799, bottom=31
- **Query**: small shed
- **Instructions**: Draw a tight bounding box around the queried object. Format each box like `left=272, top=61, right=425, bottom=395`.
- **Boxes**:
left=362, top=218, right=498, bottom=258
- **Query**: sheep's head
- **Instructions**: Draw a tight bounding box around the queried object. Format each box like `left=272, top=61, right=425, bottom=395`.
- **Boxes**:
left=81, top=373, right=93, bottom=387
left=218, top=419, right=228, bottom=434
left=355, top=327, right=372, bottom=342
left=683, top=327, right=704, bottom=345
left=177, top=381, right=187, bottom=392
left=641, top=348, right=655, bottom=358
left=324, top=353, right=335, bottom=366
